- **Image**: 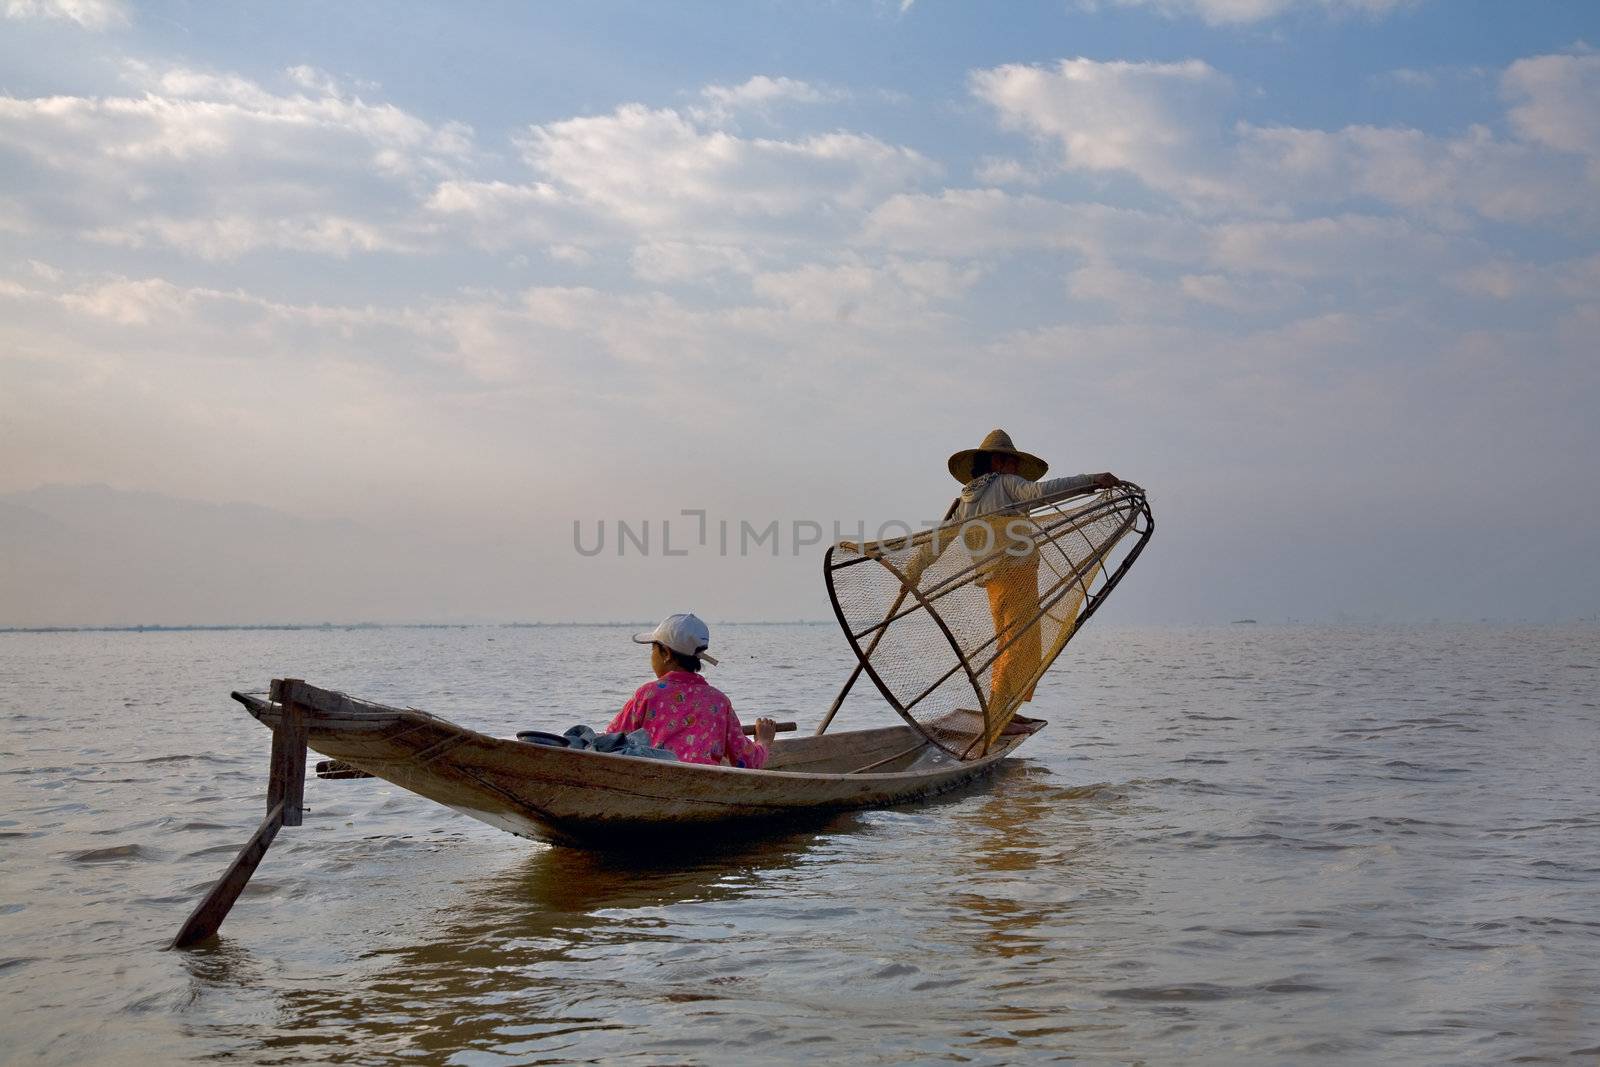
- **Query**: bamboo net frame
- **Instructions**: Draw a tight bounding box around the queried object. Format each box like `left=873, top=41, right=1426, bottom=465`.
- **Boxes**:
left=823, top=483, right=1154, bottom=760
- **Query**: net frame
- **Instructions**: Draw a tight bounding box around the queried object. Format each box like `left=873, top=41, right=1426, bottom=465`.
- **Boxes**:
left=822, top=483, right=1154, bottom=761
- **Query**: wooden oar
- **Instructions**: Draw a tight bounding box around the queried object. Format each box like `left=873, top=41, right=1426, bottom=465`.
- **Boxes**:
left=315, top=721, right=798, bottom=779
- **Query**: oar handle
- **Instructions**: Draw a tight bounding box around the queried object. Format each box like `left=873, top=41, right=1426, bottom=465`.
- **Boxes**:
left=743, top=721, right=797, bottom=735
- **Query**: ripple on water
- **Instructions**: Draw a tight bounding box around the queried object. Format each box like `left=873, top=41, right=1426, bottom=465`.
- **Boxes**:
left=65, top=843, right=161, bottom=864
left=3, top=623, right=1598, bottom=1065
left=1104, top=978, right=1332, bottom=1002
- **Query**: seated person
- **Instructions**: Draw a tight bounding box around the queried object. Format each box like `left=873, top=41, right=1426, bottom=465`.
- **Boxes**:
left=607, top=613, right=776, bottom=769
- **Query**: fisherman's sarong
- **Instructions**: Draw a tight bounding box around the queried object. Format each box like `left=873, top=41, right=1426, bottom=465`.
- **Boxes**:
left=985, top=554, right=1042, bottom=714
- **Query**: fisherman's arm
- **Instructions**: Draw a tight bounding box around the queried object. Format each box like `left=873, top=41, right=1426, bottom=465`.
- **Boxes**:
left=1011, top=471, right=1122, bottom=503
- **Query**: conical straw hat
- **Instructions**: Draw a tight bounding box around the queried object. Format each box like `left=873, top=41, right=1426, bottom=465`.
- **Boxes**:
left=947, top=429, right=1049, bottom=483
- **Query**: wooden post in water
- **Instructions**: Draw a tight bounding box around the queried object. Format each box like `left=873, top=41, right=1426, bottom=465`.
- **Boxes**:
left=266, top=678, right=308, bottom=826
left=170, top=678, right=307, bottom=949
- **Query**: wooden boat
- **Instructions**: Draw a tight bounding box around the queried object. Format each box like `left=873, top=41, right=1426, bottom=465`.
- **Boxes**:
left=171, top=483, right=1152, bottom=947
left=232, top=683, right=1045, bottom=846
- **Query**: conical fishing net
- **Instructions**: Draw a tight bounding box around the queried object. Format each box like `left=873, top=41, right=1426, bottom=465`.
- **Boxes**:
left=825, top=484, right=1153, bottom=759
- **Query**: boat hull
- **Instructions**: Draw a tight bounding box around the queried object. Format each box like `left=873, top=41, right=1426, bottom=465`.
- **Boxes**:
left=233, top=683, right=1042, bottom=846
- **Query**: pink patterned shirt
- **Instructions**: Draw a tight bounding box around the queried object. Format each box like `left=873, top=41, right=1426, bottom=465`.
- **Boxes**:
left=607, top=671, right=769, bottom=769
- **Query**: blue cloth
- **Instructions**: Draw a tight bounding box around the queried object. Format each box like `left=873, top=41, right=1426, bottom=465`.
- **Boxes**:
left=562, top=725, right=678, bottom=761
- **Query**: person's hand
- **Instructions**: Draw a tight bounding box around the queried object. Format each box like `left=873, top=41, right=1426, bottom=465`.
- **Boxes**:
left=754, top=717, right=777, bottom=746
left=1093, top=471, right=1124, bottom=490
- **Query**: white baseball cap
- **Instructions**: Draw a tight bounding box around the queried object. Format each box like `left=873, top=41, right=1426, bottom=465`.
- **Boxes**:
left=632, top=612, right=719, bottom=666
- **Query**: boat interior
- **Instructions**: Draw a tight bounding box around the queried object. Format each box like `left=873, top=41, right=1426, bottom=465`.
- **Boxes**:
left=763, top=709, right=1042, bottom=775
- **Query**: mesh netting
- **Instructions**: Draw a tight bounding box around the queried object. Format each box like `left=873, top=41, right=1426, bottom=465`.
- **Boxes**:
left=825, top=484, right=1153, bottom=759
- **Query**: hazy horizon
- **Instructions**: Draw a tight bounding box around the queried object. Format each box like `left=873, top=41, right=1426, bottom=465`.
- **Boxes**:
left=3, top=2, right=1598, bottom=628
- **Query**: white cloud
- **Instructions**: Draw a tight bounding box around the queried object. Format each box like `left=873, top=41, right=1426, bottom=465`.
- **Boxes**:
left=1446, top=253, right=1600, bottom=302
left=864, top=188, right=1209, bottom=262
left=1065, top=262, right=1172, bottom=313
left=520, top=104, right=936, bottom=231
left=0, top=58, right=941, bottom=266
left=1075, top=0, right=1419, bottom=26
left=1502, top=51, right=1600, bottom=159
left=88, top=214, right=416, bottom=260
left=1235, top=122, right=1593, bottom=224
left=1178, top=272, right=1305, bottom=313
left=423, top=101, right=938, bottom=252
left=694, top=75, right=844, bottom=124
left=971, top=59, right=1237, bottom=206
left=972, top=156, right=1046, bottom=186
left=751, top=256, right=981, bottom=323
left=0, top=64, right=475, bottom=258
left=631, top=242, right=756, bottom=284
left=1065, top=261, right=1306, bottom=317
left=1381, top=68, right=1437, bottom=89
left=1208, top=213, right=1461, bottom=279
left=972, top=54, right=1599, bottom=223
left=867, top=189, right=1486, bottom=314
left=421, top=179, right=596, bottom=250
left=2, top=0, right=127, bottom=29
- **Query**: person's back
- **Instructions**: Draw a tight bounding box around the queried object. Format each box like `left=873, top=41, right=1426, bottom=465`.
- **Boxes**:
left=611, top=671, right=767, bottom=768
left=607, top=613, right=774, bottom=768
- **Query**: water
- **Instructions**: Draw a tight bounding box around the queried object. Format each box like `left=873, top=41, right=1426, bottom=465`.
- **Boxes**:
left=1, top=624, right=1597, bottom=1064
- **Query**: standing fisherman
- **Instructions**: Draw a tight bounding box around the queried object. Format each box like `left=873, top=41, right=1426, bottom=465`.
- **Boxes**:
left=908, top=430, right=1122, bottom=717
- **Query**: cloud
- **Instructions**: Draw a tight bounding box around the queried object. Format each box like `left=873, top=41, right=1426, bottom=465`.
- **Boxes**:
left=1208, top=213, right=1462, bottom=279
left=971, top=54, right=1600, bottom=223
left=2, top=0, right=127, bottom=29
left=518, top=104, right=936, bottom=232
left=0, top=58, right=941, bottom=269
left=751, top=256, right=982, bottom=324
left=1235, top=122, right=1594, bottom=224
left=1502, top=50, right=1600, bottom=159
left=694, top=75, right=845, bottom=124
left=0, top=64, right=475, bottom=258
left=421, top=179, right=599, bottom=250
left=87, top=214, right=416, bottom=260
left=1074, top=0, right=1419, bottom=26
left=972, top=156, right=1046, bottom=186
left=864, top=187, right=1209, bottom=261
left=866, top=188, right=1488, bottom=322
left=1446, top=252, right=1600, bottom=302
left=1379, top=68, right=1437, bottom=89
left=422, top=102, right=938, bottom=255
left=971, top=59, right=1238, bottom=206
left=630, top=242, right=756, bottom=284
left=1064, top=260, right=1307, bottom=318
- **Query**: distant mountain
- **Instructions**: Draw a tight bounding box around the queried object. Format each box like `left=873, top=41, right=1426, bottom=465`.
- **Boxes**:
left=0, top=485, right=452, bottom=627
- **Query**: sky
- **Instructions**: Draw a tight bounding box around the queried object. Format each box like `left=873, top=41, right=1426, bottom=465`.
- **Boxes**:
left=1, top=0, right=1597, bottom=627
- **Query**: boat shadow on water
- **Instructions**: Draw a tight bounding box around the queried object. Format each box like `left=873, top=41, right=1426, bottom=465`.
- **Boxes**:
left=429, top=756, right=1065, bottom=920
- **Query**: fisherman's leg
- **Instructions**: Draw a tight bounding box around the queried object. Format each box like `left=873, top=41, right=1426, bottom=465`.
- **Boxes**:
left=987, top=562, right=1042, bottom=713
left=986, top=579, right=1011, bottom=712
left=1012, top=562, right=1043, bottom=703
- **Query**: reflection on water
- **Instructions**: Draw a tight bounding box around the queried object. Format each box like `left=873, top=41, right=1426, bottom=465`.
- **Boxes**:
left=2, top=624, right=1599, bottom=1063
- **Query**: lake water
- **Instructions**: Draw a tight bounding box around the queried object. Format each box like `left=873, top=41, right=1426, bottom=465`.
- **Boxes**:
left=1, top=623, right=1597, bottom=1064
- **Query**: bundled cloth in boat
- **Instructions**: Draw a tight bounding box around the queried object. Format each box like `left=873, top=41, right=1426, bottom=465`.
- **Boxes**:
left=516, top=724, right=677, bottom=760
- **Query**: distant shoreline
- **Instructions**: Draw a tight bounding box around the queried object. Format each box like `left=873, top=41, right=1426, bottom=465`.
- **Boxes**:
left=0, top=620, right=836, bottom=634
left=2, top=619, right=1593, bottom=634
